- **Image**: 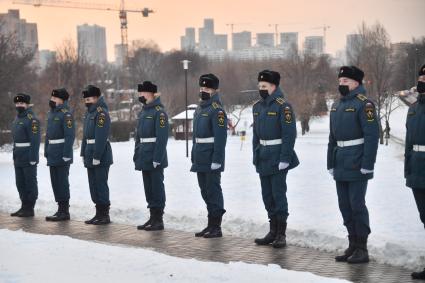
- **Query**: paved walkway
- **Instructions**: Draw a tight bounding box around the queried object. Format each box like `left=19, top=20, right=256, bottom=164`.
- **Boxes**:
left=0, top=213, right=421, bottom=283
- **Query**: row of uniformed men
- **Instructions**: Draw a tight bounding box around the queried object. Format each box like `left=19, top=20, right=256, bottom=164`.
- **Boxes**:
left=9, top=66, right=425, bottom=279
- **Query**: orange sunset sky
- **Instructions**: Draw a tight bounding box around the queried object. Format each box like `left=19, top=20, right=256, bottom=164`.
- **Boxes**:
left=1, top=0, right=424, bottom=61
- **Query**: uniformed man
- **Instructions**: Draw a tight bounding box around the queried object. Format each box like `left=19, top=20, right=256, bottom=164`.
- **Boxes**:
left=191, top=73, right=227, bottom=238
left=134, top=81, right=169, bottom=231
left=81, top=85, right=113, bottom=225
left=45, top=88, right=75, bottom=221
left=10, top=93, right=41, bottom=217
left=252, top=70, right=299, bottom=249
left=405, top=64, right=425, bottom=280
left=328, top=66, right=379, bottom=264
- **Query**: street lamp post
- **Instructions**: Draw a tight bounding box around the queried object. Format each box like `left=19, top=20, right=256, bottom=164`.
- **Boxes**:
left=181, top=60, right=191, bottom=157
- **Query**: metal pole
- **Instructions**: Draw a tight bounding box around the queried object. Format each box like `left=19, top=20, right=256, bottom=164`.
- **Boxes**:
left=185, top=68, right=188, bottom=157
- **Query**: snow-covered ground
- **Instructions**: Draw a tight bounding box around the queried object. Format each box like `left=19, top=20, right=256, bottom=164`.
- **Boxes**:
left=0, top=229, right=349, bottom=283
left=0, top=106, right=424, bottom=270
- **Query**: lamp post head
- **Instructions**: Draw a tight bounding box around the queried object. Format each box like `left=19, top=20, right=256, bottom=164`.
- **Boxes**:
left=181, top=60, right=191, bottom=70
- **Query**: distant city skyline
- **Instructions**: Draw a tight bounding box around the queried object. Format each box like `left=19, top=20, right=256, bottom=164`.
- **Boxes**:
left=0, top=0, right=424, bottom=61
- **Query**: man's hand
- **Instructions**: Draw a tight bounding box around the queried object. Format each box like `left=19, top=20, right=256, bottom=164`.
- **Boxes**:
left=63, top=157, right=71, bottom=162
left=278, top=162, right=289, bottom=170
left=329, top=169, right=334, bottom=176
left=360, top=168, right=373, bottom=174
left=93, top=159, right=100, bottom=166
left=29, top=161, right=36, bottom=166
left=153, top=162, right=160, bottom=168
left=211, top=163, right=221, bottom=170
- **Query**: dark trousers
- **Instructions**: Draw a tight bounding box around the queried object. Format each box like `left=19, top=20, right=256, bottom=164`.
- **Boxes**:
left=412, top=188, right=425, bottom=228
left=336, top=180, right=371, bottom=237
left=87, top=166, right=110, bottom=205
left=142, top=168, right=166, bottom=209
left=260, top=171, right=289, bottom=220
left=197, top=172, right=225, bottom=217
left=49, top=165, right=70, bottom=202
left=14, top=165, right=38, bottom=205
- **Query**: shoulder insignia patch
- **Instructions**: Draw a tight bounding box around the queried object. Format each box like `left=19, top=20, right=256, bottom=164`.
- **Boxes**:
left=212, top=102, right=220, bottom=109
left=217, top=110, right=225, bottom=127
left=97, top=112, right=106, bottom=127
left=31, top=119, right=38, bottom=134
left=275, top=97, right=286, bottom=105
left=284, top=106, right=292, bottom=123
left=61, top=108, right=68, bottom=113
left=159, top=112, right=166, bottom=128
left=365, top=102, right=375, bottom=122
left=357, top=94, right=367, bottom=101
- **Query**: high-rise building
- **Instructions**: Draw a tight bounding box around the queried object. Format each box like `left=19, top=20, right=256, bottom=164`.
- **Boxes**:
left=214, top=34, right=228, bottom=51
left=114, top=44, right=127, bottom=66
left=232, top=31, right=251, bottom=51
left=77, top=24, right=107, bottom=65
left=181, top=27, right=196, bottom=50
left=304, top=36, right=323, bottom=56
left=256, top=33, right=274, bottom=47
left=346, top=34, right=363, bottom=63
left=0, top=9, right=38, bottom=52
left=39, top=50, right=56, bottom=69
left=280, top=32, right=298, bottom=56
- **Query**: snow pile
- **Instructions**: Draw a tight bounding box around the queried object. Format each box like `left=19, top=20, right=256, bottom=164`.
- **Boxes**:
left=0, top=229, right=349, bottom=283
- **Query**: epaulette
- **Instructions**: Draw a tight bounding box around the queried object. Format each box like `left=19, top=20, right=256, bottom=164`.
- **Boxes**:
left=97, top=106, right=103, bottom=113
left=212, top=102, right=220, bottom=109
left=252, top=99, right=261, bottom=106
left=356, top=94, right=367, bottom=102
left=27, top=113, right=33, bottom=120
left=275, top=97, right=286, bottom=105
left=61, top=108, right=69, bottom=113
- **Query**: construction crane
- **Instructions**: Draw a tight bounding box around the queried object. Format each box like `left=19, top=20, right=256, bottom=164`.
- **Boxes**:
left=310, top=24, right=331, bottom=53
left=13, top=0, right=154, bottom=64
left=226, top=23, right=250, bottom=50
left=268, top=23, right=300, bottom=47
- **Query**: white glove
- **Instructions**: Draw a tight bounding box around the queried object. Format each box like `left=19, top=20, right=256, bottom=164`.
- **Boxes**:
left=153, top=162, right=160, bottom=168
left=360, top=168, right=373, bottom=174
left=211, top=163, right=221, bottom=170
left=92, top=159, right=100, bottom=166
left=329, top=169, right=334, bottom=176
left=29, top=161, right=36, bottom=166
left=81, top=157, right=84, bottom=163
left=278, top=162, right=289, bottom=170
left=63, top=157, right=71, bottom=162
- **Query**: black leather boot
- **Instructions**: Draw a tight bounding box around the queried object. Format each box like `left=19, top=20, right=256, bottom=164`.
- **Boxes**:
left=347, top=236, right=369, bottom=264
left=335, top=235, right=356, bottom=262
left=10, top=202, right=24, bottom=217
left=203, top=215, right=223, bottom=238
left=92, top=204, right=111, bottom=225
left=16, top=201, right=35, bottom=217
left=137, top=209, right=153, bottom=230
left=195, top=216, right=212, bottom=237
left=85, top=205, right=100, bottom=224
left=144, top=208, right=164, bottom=231
left=411, top=268, right=425, bottom=280
left=255, top=217, right=277, bottom=245
left=272, top=217, right=287, bottom=248
left=46, top=201, right=70, bottom=222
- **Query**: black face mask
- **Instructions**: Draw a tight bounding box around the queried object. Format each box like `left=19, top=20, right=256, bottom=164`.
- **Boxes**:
left=259, top=89, right=269, bottom=99
left=417, top=81, right=425, bottom=94
left=49, top=100, right=56, bottom=110
left=16, top=106, right=25, bottom=114
left=138, top=96, right=147, bottom=105
left=338, top=85, right=350, bottom=96
left=199, top=91, right=211, bottom=101
left=85, top=102, right=93, bottom=109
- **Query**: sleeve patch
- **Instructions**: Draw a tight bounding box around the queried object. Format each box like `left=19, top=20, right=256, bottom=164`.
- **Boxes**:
left=217, top=111, right=225, bottom=127
left=284, top=106, right=293, bottom=123
left=365, top=102, right=375, bottom=122
left=97, top=113, right=106, bottom=127
left=31, top=119, right=39, bottom=134
left=159, top=113, right=166, bottom=128
left=65, top=115, right=73, bottom=129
